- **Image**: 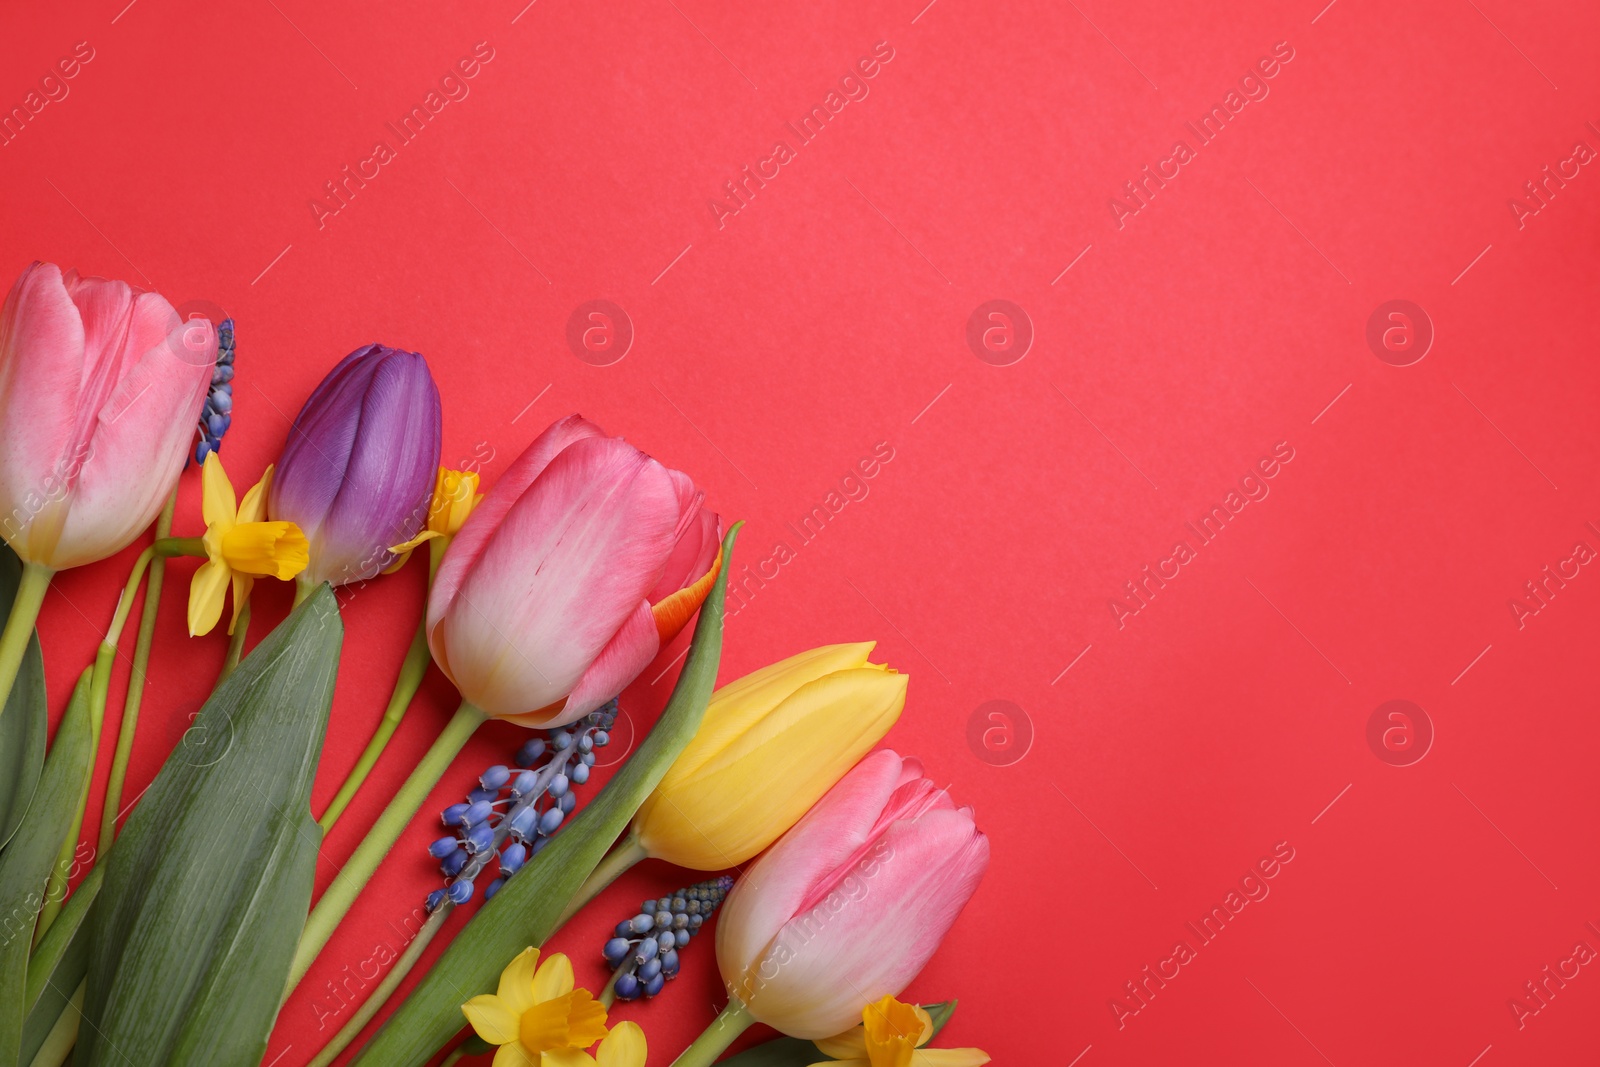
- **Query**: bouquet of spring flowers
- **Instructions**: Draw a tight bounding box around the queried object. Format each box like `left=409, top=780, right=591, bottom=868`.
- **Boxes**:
left=0, top=261, right=991, bottom=1067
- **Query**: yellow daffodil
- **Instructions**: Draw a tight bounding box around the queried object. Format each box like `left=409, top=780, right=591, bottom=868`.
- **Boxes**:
left=809, top=996, right=988, bottom=1067
left=461, top=948, right=614, bottom=1067
left=187, top=454, right=309, bottom=636
left=386, top=466, right=482, bottom=572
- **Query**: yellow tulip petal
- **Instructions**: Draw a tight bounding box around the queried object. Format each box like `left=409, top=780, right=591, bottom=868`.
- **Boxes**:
left=532, top=952, right=575, bottom=1002
left=497, top=947, right=540, bottom=1015
left=187, top=559, right=231, bottom=637
left=237, top=464, right=274, bottom=524
left=200, top=452, right=238, bottom=528
left=910, top=1051, right=990, bottom=1067
left=462, top=994, right=521, bottom=1045
left=220, top=521, right=309, bottom=580
left=228, top=573, right=255, bottom=635
left=814, top=1026, right=869, bottom=1059
left=596, top=1020, right=646, bottom=1067
left=493, top=1042, right=539, bottom=1067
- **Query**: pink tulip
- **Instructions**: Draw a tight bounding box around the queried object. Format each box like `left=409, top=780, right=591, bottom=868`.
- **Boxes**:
left=426, top=414, right=722, bottom=727
left=714, top=749, right=989, bottom=1038
left=0, top=262, right=217, bottom=569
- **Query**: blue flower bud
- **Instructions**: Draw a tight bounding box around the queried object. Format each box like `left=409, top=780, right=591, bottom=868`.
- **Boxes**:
left=639, top=958, right=661, bottom=981
left=447, top=879, right=474, bottom=904
left=629, top=914, right=655, bottom=934
left=468, top=787, right=498, bottom=804
left=580, top=752, right=596, bottom=767
left=662, top=949, right=680, bottom=974
left=426, top=888, right=446, bottom=910
left=515, top=738, right=546, bottom=767
left=211, top=389, right=233, bottom=414
left=615, top=921, right=633, bottom=938
left=537, top=807, right=564, bottom=835
left=441, top=803, right=471, bottom=827
left=464, top=823, right=495, bottom=855
left=484, top=877, right=504, bottom=901
left=464, top=800, right=493, bottom=825
left=547, top=773, right=570, bottom=799
left=558, top=792, right=576, bottom=814
left=499, top=840, right=527, bottom=875
left=530, top=834, right=551, bottom=855
left=428, top=836, right=459, bottom=858
left=603, top=938, right=632, bottom=964
left=614, top=973, right=641, bottom=1000
left=656, top=931, right=675, bottom=954
left=509, top=806, right=538, bottom=840
left=552, top=730, right=573, bottom=750
left=481, top=765, right=510, bottom=790
left=578, top=734, right=594, bottom=753
left=570, top=763, right=591, bottom=785
left=644, top=974, right=665, bottom=997
left=512, top=770, right=538, bottom=797
left=634, top=938, right=658, bottom=965
left=593, top=730, right=610, bottom=746
left=441, top=848, right=469, bottom=876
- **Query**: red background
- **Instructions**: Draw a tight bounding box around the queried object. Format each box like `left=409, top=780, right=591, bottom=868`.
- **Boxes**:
left=4, top=0, right=1600, bottom=1064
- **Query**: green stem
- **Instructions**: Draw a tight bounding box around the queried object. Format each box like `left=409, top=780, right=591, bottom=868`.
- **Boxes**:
left=0, top=561, right=52, bottom=722
left=293, top=576, right=315, bottom=607
left=27, top=979, right=84, bottom=1067
left=287, top=701, right=487, bottom=994
left=438, top=1052, right=464, bottom=1067
left=154, top=536, right=204, bottom=557
left=99, top=492, right=177, bottom=852
left=318, top=621, right=431, bottom=833
left=307, top=904, right=452, bottom=1067
left=557, top=833, right=646, bottom=929
left=670, top=1000, right=755, bottom=1067
left=218, top=601, right=250, bottom=683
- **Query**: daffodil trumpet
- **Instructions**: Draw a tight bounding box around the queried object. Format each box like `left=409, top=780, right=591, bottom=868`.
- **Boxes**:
left=807, top=996, right=988, bottom=1067
left=317, top=468, right=482, bottom=834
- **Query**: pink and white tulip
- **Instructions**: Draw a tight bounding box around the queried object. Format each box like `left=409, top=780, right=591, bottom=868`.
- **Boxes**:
left=714, top=749, right=989, bottom=1038
left=0, top=262, right=217, bottom=569
left=426, top=414, right=721, bottom=727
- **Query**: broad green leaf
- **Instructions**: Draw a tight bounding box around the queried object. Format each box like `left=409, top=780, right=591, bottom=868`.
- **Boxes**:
left=0, top=544, right=47, bottom=853
left=717, top=1002, right=957, bottom=1067
left=19, top=865, right=101, bottom=1064
left=78, top=586, right=343, bottom=1067
left=0, top=669, right=93, bottom=1065
left=354, top=526, right=742, bottom=1067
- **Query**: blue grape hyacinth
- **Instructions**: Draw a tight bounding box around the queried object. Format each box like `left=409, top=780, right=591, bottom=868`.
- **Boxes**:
left=194, top=318, right=235, bottom=465
left=602, top=875, right=733, bottom=1001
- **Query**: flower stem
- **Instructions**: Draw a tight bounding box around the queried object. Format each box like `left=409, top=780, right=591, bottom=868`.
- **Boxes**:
left=318, top=620, right=431, bottom=833
left=28, top=979, right=84, bottom=1067
left=670, top=999, right=755, bottom=1067
left=99, top=491, right=177, bottom=851
left=287, top=701, right=487, bottom=994
left=0, top=561, right=52, bottom=722
left=558, top=833, right=647, bottom=929
left=438, top=1052, right=464, bottom=1067
left=219, top=600, right=251, bottom=682
left=305, top=902, right=452, bottom=1067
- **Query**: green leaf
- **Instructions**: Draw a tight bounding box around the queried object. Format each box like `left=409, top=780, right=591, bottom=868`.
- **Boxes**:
left=0, top=668, right=93, bottom=1065
left=717, top=1002, right=958, bottom=1067
left=19, top=865, right=102, bottom=1064
left=354, top=525, right=742, bottom=1067
left=77, top=586, right=343, bottom=1067
left=0, top=544, right=47, bottom=854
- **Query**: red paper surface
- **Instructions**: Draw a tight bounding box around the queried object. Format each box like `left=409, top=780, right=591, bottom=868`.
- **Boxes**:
left=3, top=1, right=1599, bottom=1064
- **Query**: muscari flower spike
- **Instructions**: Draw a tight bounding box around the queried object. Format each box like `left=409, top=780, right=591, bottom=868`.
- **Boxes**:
left=602, top=874, right=734, bottom=1001
left=425, top=699, right=619, bottom=911
left=194, top=318, right=235, bottom=465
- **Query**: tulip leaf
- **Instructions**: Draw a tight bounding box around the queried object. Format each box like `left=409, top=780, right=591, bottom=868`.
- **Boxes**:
left=0, top=545, right=47, bottom=854
left=353, top=525, right=742, bottom=1067
left=717, top=1002, right=957, bottom=1067
left=0, top=669, right=93, bottom=1066
left=77, top=587, right=343, bottom=1067
left=19, top=865, right=102, bottom=1064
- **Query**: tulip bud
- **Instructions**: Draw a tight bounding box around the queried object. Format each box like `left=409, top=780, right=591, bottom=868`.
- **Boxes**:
left=426, top=414, right=721, bottom=727
left=268, top=343, right=441, bottom=587
left=632, top=643, right=906, bottom=870
left=714, top=750, right=989, bottom=1038
left=0, top=262, right=217, bottom=569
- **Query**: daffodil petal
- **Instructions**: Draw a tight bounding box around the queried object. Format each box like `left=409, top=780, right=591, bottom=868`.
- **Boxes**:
left=200, top=452, right=238, bottom=528
left=814, top=1027, right=869, bottom=1059
left=532, top=952, right=575, bottom=1002
left=596, top=1021, right=647, bottom=1067
left=229, top=573, right=255, bottom=635
left=187, top=558, right=231, bottom=637
left=238, top=464, right=274, bottom=524
left=805, top=1060, right=870, bottom=1067
left=541, top=1050, right=597, bottom=1067
left=497, top=947, right=540, bottom=1015
left=911, top=1050, right=990, bottom=1066
left=220, top=521, right=310, bottom=579
left=390, top=529, right=442, bottom=556
left=462, top=994, right=521, bottom=1046
left=493, top=1042, right=538, bottom=1067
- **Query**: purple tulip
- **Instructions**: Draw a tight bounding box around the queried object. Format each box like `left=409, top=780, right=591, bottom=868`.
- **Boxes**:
left=269, top=344, right=441, bottom=587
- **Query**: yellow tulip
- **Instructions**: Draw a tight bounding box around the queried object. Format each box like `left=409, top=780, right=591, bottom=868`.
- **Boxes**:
left=631, top=642, right=906, bottom=870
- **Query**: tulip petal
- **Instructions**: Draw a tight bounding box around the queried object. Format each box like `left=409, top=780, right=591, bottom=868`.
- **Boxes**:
left=428, top=414, right=605, bottom=635
left=497, top=947, right=540, bottom=1015
left=531, top=951, right=575, bottom=1002
left=558, top=598, right=658, bottom=724
left=596, top=1020, right=646, bottom=1067
left=463, top=994, right=521, bottom=1045
left=432, top=436, right=679, bottom=719
left=646, top=488, right=719, bottom=607
left=60, top=272, right=139, bottom=449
